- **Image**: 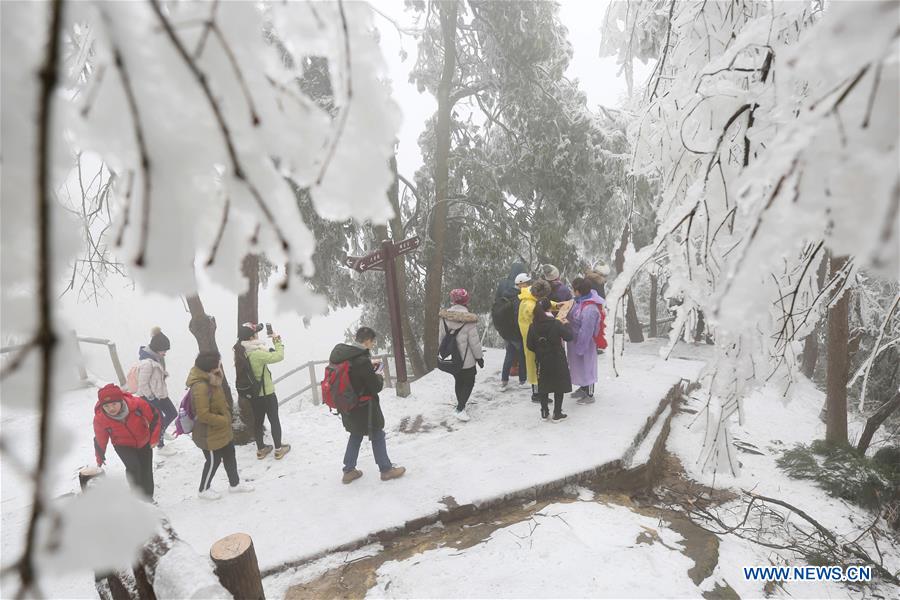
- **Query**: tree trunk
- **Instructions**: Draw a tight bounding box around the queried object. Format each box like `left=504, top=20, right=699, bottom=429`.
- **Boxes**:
left=825, top=255, right=850, bottom=446
left=857, top=390, right=900, bottom=454
left=694, top=310, right=706, bottom=342
left=186, top=294, right=254, bottom=444
left=422, top=1, right=458, bottom=372
left=238, top=253, right=260, bottom=328
left=614, top=223, right=644, bottom=343
left=385, top=155, right=426, bottom=377
left=649, top=272, right=658, bottom=338
left=801, top=254, right=828, bottom=378
left=210, top=533, right=265, bottom=600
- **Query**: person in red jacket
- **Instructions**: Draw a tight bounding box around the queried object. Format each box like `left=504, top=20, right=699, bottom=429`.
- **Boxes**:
left=93, top=383, right=160, bottom=500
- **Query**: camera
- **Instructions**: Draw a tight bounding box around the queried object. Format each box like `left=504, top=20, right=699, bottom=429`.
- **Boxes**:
left=265, top=323, right=273, bottom=336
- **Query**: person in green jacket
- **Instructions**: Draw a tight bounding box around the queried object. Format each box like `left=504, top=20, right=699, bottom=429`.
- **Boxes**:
left=236, top=322, right=291, bottom=460
left=188, top=351, right=254, bottom=500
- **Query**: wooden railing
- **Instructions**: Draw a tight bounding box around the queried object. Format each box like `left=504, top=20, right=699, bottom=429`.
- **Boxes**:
left=1, top=334, right=126, bottom=386
left=273, top=354, right=417, bottom=407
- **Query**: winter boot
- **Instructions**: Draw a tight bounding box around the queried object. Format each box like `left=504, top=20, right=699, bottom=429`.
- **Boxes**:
left=342, top=469, right=363, bottom=484
left=380, top=466, right=406, bottom=481
left=274, top=444, right=292, bottom=460
left=570, top=388, right=587, bottom=400
left=576, top=395, right=596, bottom=405
left=198, top=489, right=221, bottom=500
left=552, top=412, right=568, bottom=423
left=257, top=445, right=274, bottom=460
left=540, top=406, right=550, bottom=420
left=500, top=380, right=508, bottom=390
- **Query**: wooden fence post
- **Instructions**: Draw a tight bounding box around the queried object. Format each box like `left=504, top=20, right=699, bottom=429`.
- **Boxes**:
left=107, top=342, right=127, bottom=386
left=308, top=362, right=320, bottom=405
left=73, top=332, right=89, bottom=382
left=382, top=357, right=393, bottom=388
left=210, top=533, right=265, bottom=600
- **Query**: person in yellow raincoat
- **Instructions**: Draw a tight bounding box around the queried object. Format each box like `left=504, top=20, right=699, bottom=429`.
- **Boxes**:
left=519, top=279, right=553, bottom=402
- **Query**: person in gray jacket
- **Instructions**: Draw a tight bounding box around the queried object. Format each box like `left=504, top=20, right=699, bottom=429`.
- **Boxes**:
left=439, top=288, right=484, bottom=422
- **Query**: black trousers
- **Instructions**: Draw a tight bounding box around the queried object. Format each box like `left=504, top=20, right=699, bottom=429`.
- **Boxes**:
left=453, top=367, right=477, bottom=411
left=199, top=442, right=239, bottom=492
left=251, top=393, right=283, bottom=450
left=114, top=444, right=154, bottom=499
left=539, top=392, right=565, bottom=416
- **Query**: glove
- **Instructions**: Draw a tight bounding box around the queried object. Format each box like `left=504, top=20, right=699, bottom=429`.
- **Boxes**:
left=476, top=358, right=484, bottom=369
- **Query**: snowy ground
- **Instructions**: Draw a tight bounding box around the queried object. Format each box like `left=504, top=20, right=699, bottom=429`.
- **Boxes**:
left=1, top=343, right=702, bottom=598
left=267, top=347, right=900, bottom=600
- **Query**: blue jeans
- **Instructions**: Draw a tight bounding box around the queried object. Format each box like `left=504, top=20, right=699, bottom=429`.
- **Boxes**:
left=343, top=429, right=392, bottom=473
left=502, top=340, right=527, bottom=383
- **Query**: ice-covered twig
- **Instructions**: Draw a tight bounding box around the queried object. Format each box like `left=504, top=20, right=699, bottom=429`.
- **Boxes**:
left=315, top=0, right=352, bottom=186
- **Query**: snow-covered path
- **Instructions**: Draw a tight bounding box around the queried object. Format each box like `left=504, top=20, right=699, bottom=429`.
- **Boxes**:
left=1, top=345, right=703, bottom=597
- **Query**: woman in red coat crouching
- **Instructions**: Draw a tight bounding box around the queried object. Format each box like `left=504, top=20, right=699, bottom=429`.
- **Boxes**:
left=93, top=383, right=160, bottom=500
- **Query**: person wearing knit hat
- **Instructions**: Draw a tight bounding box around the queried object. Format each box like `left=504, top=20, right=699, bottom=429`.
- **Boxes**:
left=234, top=322, right=290, bottom=460
left=93, top=383, right=160, bottom=500
left=187, top=351, right=254, bottom=498
left=135, top=327, right=177, bottom=455
left=439, top=289, right=484, bottom=422
left=584, top=262, right=610, bottom=299
left=539, top=264, right=573, bottom=302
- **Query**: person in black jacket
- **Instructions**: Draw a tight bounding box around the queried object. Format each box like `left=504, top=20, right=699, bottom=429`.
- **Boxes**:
left=527, top=298, right=574, bottom=422
left=329, top=327, right=406, bottom=484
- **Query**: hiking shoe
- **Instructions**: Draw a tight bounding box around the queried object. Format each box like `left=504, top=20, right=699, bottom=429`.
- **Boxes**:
left=156, top=444, right=177, bottom=456
left=455, top=408, right=471, bottom=422
left=257, top=445, right=274, bottom=460
left=500, top=380, right=508, bottom=390
left=228, top=482, right=255, bottom=493
left=552, top=412, right=568, bottom=423
left=274, top=444, right=292, bottom=460
left=198, top=489, right=221, bottom=501
left=380, top=466, right=406, bottom=481
left=531, top=394, right=541, bottom=403
left=570, top=388, right=587, bottom=400
left=541, top=407, right=550, bottom=420
left=342, top=469, right=363, bottom=484
left=576, top=396, right=596, bottom=405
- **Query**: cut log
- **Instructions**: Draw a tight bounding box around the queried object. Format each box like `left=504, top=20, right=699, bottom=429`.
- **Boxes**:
left=211, top=533, right=265, bottom=600
left=79, top=465, right=104, bottom=491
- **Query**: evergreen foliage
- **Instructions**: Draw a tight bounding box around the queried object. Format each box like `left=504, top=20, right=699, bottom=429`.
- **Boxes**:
left=777, top=440, right=899, bottom=512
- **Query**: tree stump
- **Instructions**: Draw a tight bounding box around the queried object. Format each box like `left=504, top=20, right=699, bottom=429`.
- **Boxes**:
left=79, top=465, right=104, bottom=491
left=210, top=533, right=265, bottom=600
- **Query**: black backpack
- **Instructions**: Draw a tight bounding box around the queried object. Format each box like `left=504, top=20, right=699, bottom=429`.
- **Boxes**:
left=437, top=320, right=467, bottom=375
left=233, top=343, right=264, bottom=400
left=491, top=295, right=520, bottom=341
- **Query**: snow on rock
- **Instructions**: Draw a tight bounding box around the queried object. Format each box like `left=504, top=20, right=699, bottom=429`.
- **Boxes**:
left=154, top=540, right=231, bottom=600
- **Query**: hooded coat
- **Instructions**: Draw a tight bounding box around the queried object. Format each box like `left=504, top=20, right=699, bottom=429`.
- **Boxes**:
left=136, top=346, right=169, bottom=400
left=242, top=338, right=284, bottom=396
left=584, top=269, right=607, bottom=298
left=527, top=316, right=574, bottom=394
left=495, top=262, right=527, bottom=301
left=93, top=393, right=160, bottom=465
left=329, top=343, right=385, bottom=436
left=186, top=366, right=234, bottom=451
left=567, top=290, right=604, bottom=387
left=438, top=305, right=483, bottom=370
left=517, top=286, right=540, bottom=384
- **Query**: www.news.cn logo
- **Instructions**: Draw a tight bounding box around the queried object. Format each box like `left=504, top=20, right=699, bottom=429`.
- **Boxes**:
left=743, top=565, right=872, bottom=582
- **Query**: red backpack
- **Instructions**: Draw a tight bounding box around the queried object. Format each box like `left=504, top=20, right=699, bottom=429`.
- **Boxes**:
left=582, top=300, right=608, bottom=350
left=321, top=361, right=371, bottom=414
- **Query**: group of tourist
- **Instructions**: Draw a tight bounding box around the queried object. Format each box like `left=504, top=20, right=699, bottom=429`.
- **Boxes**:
left=91, top=261, right=608, bottom=501
left=440, top=261, right=609, bottom=423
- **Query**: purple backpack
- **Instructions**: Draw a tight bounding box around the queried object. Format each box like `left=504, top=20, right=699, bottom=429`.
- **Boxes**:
left=174, top=387, right=196, bottom=436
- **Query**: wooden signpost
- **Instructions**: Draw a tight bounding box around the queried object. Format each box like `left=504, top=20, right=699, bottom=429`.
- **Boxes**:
left=345, top=236, right=420, bottom=397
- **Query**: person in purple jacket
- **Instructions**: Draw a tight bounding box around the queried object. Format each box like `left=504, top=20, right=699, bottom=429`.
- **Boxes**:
left=567, top=278, right=604, bottom=404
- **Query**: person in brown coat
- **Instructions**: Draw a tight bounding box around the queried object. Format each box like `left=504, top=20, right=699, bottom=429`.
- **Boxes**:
left=187, top=351, right=254, bottom=499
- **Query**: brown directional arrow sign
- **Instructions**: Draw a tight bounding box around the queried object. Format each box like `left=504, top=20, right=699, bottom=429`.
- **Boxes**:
left=394, top=236, right=421, bottom=257
left=339, top=236, right=422, bottom=398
